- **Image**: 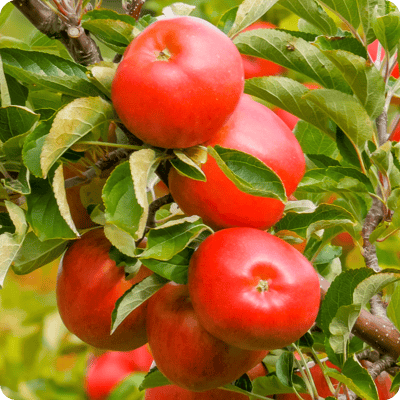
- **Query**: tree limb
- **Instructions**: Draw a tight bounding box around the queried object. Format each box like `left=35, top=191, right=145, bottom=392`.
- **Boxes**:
left=11, top=0, right=102, bottom=65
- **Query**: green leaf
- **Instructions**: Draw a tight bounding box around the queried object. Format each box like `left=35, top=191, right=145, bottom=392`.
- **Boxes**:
left=108, top=373, right=145, bottom=400
left=245, top=77, right=335, bottom=137
left=314, top=36, right=368, bottom=58
left=0, top=48, right=100, bottom=98
left=5, top=74, right=29, bottom=107
left=111, top=274, right=168, bottom=334
left=2, top=165, right=31, bottom=195
left=353, top=270, right=400, bottom=307
left=170, top=149, right=207, bottom=181
left=12, top=231, right=67, bottom=275
left=336, top=126, right=363, bottom=169
left=294, top=121, right=338, bottom=157
left=329, top=303, right=361, bottom=352
left=139, top=367, right=171, bottom=390
left=275, top=203, right=356, bottom=240
left=251, top=374, right=307, bottom=396
left=40, top=96, right=113, bottom=177
left=82, top=19, right=136, bottom=54
left=227, top=0, right=280, bottom=38
left=234, top=29, right=351, bottom=94
left=318, top=268, right=374, bottom=335
left=390, top=371, right=400, bottom=392
left=208, top=145, right=286, bottom=201
left=129, top=149, right=161, bottom=239
left=140, top=216, right=211, bottom=261
left=0, top=201, right=28, bottom=288
left=0, top=105, right=39, bottom=143
left=326, top=357, right=378, bottom=400
left=104, top=223, right=137, bottom=258
left=0, top=54, right=10, bottom=108
left=387, top=283, right=400, bottom=330
left=52, top=164, right=79, bottom=236
left=140, top=247, right=193, bottom=284
left=361, top=0, right=385, bottom=44
left=303, top=89, right=375, bottom=167
left=317, top=0, right=364, bottom=31
left=0, top=2, right=14, bottom=31
left=276, top=352, right=294, bottom=387
left=322, top=50, right=386, bottom=119
left=82, top=10, right=155, bottom=53
left=22, top=116, right=55, bottom=178
left=103, top=162, right=144, bottom=240
left=87, top=61, right=117, bottom=98
left=296, top=166, right=374, bottom=195
left=28, top=30, right=73, bottom=60
left=279, top=0, right=337, bottom=35
left=217, top=6, right=238, bottom=35
left=26, top=177, right=77, bottom=241
left=372, top=11, right=400, bottom=54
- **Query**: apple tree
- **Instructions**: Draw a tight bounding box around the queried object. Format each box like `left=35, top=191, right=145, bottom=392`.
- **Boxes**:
left=0, top=0, right=400, bottom=399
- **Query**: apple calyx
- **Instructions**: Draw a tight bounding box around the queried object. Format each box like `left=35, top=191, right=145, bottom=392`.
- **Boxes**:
left=256, top=279, right=269, bottom=293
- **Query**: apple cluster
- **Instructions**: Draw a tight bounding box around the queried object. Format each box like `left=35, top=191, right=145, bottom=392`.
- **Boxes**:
left=56, top=15, right=323, bottom=398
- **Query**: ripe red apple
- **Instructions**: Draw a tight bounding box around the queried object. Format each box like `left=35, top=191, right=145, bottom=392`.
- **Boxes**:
left=240, top=22, right=285, bottom=79
left=144, top=363, right=268, bottom=399
left=188, top=228, right=320, bottom=351
left=146, top=282, right=268, bottom=391
left=169, top=94, right=305, bottom=230
left=85, top=345, right=153, bottom=400
left=56, top=228, right=153, bottom=351
left=112, top=16, right=244, bottom=149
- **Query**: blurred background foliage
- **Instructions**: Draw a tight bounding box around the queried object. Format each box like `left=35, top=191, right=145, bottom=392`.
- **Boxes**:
left=1, top=0, right=400, bottom=399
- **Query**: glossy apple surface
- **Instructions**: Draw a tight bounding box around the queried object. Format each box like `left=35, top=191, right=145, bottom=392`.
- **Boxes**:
left=146, top=282, right=267, bottom=391
left=144, top=363, right=267, bottom=399
left=112, top=16, right=244, bottom=149
left=57, top=228, right=152, bottom=351
left=188, top=228, right=321, bottom=351
left=169, top=94, right=305, bottom=230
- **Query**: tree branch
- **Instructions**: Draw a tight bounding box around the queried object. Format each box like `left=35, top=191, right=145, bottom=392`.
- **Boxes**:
left=64, top=147, right=132, bottom=188
left=11, top=0, right=102, bottom=66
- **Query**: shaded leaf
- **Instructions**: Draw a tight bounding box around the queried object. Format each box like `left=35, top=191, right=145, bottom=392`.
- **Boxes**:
left=322, top=50, right=386, bottom=119
left=296, top=166, right=374, bottom=195
left=0, top=105, right=39, bottom=143
left=12, top=231, right=67, bottom=275
left=280, top=0, right=336, bottom=35
left=103, top=162, right=144, bottom=240
left=234, top=29, right=351, bottom=94
left=294, top=121, right=338, bottom=157
left=245, top=77, right=335, bottom=137
left=111, top=274, right=168, bottom=334
left=139, top=367, right=171, bottom=390
left=0, top=48, right=100, bottom=98
left=227, top=0, right=280, bottom=38
left=140, top=216, right=211, bottom=261
left=26, top=177, right=77, bottom=241
left=314, top=36, right=368, bottom=58
left=303, top=89, right=375, bottom=166
left=140, top=247, right=193, bottom=284
left=208, top=145, right=286, bottom=201
left=40, top=96, right=113, bottom=177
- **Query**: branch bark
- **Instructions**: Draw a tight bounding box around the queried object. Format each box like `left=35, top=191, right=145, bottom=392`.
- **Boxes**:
left=11, top=0, right=102, bottom=65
